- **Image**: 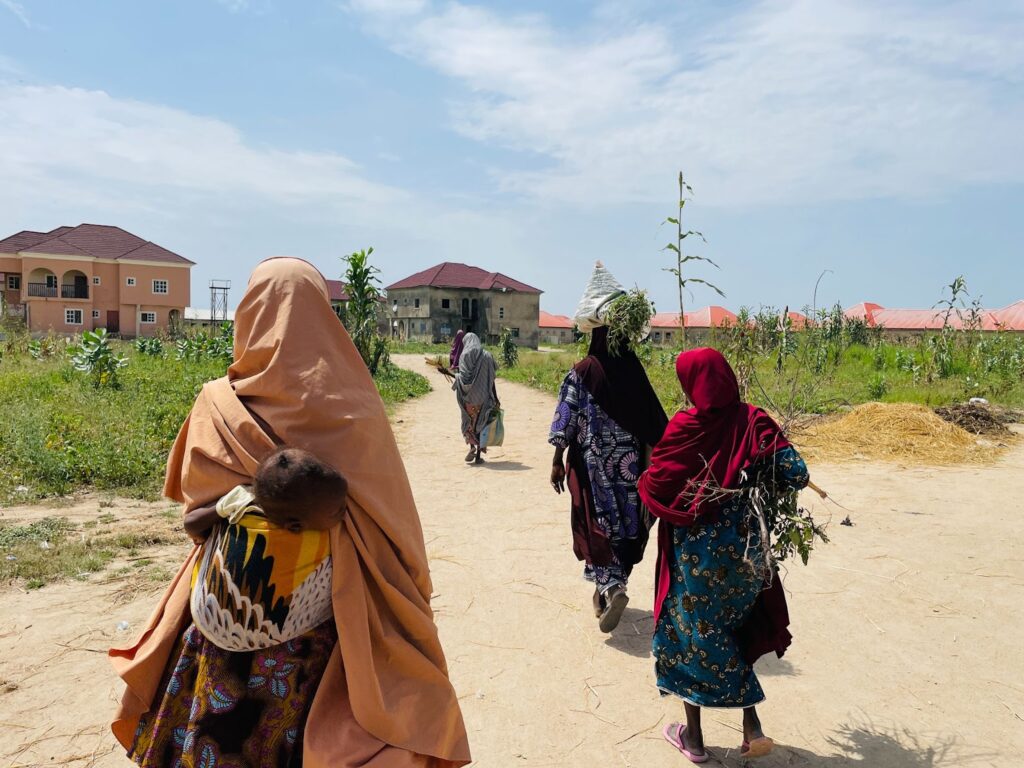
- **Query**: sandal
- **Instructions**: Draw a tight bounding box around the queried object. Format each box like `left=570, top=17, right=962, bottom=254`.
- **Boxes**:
left=591, top=588, right=606, bottom=618
left=663, top=723, right=708, bottom=764
left=598, top=585, right=629, bottom=633
left=464, top=448, right=477, bottom=463
left=741, top=736, right=774, bottom=759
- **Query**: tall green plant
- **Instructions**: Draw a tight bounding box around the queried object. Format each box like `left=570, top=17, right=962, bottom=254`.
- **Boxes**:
left=341, top=247, right=389, bottom=376
left=499, top=328, right=519, bottom=368
left=71, top=329, right=127, bottom=388
left=663, top=171, right=724, bottom=348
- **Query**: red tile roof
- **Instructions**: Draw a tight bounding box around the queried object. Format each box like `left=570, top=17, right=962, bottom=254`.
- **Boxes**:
left=539, top=311, right=573, bottom=329
left=387, top=262, right=541, bottom=294
left=786, top=311, right=810, bottom=329
left=993, top=300, right=1024, bottom=330
left=844, top=302, right=885, bottom=326
left=325, top=279, right=350, bottom=303
left=0, top=230, right=50, bottom=253
left=651, top=306, right=738, bottom=329
left=1, top=224, right=194, bottom=265
left=844, top=302, right=1021, bottom=331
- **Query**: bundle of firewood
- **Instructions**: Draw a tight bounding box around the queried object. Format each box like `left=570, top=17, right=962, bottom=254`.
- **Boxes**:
left=425, top=355, right=455, bottom=382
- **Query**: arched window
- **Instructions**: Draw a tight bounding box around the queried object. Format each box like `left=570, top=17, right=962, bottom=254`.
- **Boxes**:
left=471, top=299, right=478, bottom=318
left=461, top=299, right=470, bottom=319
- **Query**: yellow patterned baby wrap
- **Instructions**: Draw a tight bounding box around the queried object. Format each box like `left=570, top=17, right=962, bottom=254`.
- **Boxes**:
left=190, top=486, right=334, bottom=651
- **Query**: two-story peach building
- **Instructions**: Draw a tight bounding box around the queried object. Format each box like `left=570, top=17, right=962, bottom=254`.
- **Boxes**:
left=0, top=224, right=193, bottom=337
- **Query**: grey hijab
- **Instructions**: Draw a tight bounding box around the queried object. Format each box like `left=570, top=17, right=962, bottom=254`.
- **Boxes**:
left=453, top=333, right=498, bottom=435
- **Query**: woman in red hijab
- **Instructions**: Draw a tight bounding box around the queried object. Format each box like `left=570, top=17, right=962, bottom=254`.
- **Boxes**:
left=638, top=348, right=810, bottom=763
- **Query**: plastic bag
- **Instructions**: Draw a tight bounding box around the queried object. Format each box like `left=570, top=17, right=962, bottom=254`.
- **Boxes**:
left=573, top=261, right=625, bottom=332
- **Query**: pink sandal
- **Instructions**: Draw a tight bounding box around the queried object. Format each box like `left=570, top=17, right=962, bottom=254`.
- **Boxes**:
left=663, top=722, right=709, bottom=764
left=741, top=736, right=774, bottom=759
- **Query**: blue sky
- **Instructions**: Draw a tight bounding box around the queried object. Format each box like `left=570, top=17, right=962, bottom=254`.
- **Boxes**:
left=1, top=0, right=1022, bottom=314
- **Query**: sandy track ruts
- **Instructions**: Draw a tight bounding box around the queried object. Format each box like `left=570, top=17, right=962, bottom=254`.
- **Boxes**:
left=0, top=354, right=1021, bottom=767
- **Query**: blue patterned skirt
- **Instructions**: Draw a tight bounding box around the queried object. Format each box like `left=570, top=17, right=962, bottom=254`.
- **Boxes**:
left=652, top=501, right=765, bottom=708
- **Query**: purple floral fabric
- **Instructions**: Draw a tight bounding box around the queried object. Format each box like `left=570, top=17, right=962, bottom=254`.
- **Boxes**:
left=549, top=370, right=650, bottom=591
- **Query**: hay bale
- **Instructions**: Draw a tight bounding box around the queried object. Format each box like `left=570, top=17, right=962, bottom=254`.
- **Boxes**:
left=795, top=402, right=1011, bottom=465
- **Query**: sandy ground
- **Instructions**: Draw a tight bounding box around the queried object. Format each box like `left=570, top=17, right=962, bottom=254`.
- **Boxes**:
left=1, top=353, right=1022, bottom=767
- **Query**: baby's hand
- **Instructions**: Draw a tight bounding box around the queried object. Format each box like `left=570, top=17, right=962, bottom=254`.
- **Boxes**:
left=186, top=529, right=209, bottom=546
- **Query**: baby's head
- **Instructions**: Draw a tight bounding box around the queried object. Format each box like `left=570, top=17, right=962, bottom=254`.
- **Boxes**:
left=253, top=448, right=348, bottom=532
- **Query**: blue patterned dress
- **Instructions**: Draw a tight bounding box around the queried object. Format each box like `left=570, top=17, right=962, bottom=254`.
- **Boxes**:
left=653, top=446, right=808, bottom=708
left=549, top=370, right=648, bottom=592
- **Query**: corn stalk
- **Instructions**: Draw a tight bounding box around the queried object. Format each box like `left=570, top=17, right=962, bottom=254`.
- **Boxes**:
left=663, top=171, right=724, bottom=348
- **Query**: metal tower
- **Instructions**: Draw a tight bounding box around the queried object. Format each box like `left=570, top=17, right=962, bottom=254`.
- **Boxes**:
left=210, top=280, right=231, bottom=327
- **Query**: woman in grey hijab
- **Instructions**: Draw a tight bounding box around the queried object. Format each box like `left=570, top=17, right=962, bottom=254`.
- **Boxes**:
left=453, top=333, right=499, bottom=464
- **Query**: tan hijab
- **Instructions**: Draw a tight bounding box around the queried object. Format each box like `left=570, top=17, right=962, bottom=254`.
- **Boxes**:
left=110, top=257, right=470, bottom=767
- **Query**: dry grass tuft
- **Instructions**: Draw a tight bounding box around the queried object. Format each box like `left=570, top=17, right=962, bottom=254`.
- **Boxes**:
left=795, top=402, right=1013, bottom=465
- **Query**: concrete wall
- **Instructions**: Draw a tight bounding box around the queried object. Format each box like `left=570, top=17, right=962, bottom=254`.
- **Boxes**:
left=540, top=327, right=575, bottom=346
left=389, top=286, right=540, bottom=348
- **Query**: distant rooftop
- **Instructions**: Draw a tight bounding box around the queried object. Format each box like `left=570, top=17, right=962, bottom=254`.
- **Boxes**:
left=388, top=262, right=542, bottom=294
left=539, top=310, right=573, bottom=329
left=324, top=279, right=350, bottom=303
left=0, top=224, right=194, bottom=265
left=185, top=307, right=236, bottom=322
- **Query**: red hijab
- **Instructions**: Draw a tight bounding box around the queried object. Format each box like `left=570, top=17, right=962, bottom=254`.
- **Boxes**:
left=638, top=348, right=789, bottom=620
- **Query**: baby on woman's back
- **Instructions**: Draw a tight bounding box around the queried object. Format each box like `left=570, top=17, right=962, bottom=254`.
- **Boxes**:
left=183, top=447, right=348, bottom=651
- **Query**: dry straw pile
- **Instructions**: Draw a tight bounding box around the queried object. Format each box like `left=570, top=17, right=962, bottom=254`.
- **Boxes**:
left=796, top=402, right=1012, bottom=465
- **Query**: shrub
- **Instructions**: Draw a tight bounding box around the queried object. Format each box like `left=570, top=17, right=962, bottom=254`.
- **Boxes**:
left=499, top=328, right=519, bottom=368
left=71, top=329, right=127, bottom=388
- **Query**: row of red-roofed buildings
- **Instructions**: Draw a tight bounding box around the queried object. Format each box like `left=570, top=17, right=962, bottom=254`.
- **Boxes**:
left=540, top=301, right=1024, bottom=346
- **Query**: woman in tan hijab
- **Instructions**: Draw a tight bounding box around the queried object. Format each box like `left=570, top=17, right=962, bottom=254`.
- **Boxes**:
left=109, top=258, right=470, bottom=767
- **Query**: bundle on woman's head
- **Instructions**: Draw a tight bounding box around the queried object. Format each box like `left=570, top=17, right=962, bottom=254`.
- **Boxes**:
left=573, top=261, right=625, bottom=333
left=573, top=261, right=653, bottom=356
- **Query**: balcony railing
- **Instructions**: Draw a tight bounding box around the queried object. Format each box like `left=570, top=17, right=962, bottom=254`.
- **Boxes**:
left=27, top=283, right=57, bottom=298
left=26, top=283, right=89, bottom=299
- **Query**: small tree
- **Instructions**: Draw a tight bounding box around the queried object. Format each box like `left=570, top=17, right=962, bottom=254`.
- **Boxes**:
left=499, top=328, right=519, bottom=368
left=341, top=247, right=388, bottom=376
left=663, top=171, right=724, bottom=348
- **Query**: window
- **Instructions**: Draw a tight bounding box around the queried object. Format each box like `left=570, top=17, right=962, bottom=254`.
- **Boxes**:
left=441, top=299, right=450, bottom=309
left=126, top=277, right=136, bottom=287
left=471, top=299, right=478, bottom=318
left=92, top=276, right=101, bottom=286
left=414, top=298, right=420, bottom=309
left=141, top=312, right=156, bottom=324
left=419, top=322, right=427, bottom=333
left=65, top=309, right=83, bottom=325
left=46, top=274, right=58, bottom=289
left=92, top=309, right=101, bottom=319
left=654, top=331, right=662, bottom=341
left=665, top=332, right=673, bottom=341
left=6, top=275, right=20, bottom=290
left=510, top=328, right=520, bottom=338
left=499, top=307, right=505, bottom=320
left=152, top=279, right=168, bottom=294
left=461, top=299, right=470, bottom=319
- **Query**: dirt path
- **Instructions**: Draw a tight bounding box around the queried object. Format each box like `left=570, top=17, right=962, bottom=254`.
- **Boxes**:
left=1, top=354, right=1022, bottom=766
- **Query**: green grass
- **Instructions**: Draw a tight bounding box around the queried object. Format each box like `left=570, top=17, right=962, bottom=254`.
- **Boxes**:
left=0, top=515, right=180, bottom=589
left=374, top=364, right=432, bottom=411
left=498, top=336, right=1024, bottom=416
left=0, top=342, right=430, bottom=504
left=390, top=341, right=451, bottom=355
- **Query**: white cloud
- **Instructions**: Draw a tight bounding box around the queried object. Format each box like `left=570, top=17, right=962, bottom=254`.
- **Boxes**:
left=348, top=0, right=1024, bottom=207
left=216, top=0, right=250, bottom=12
left=1, top=0, right=31, bottom=28
left=344, top=0, right=428, bottom=18
left=0, top=80, right=535, bottom=306
left=0, top=84, right=404, bottom=210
